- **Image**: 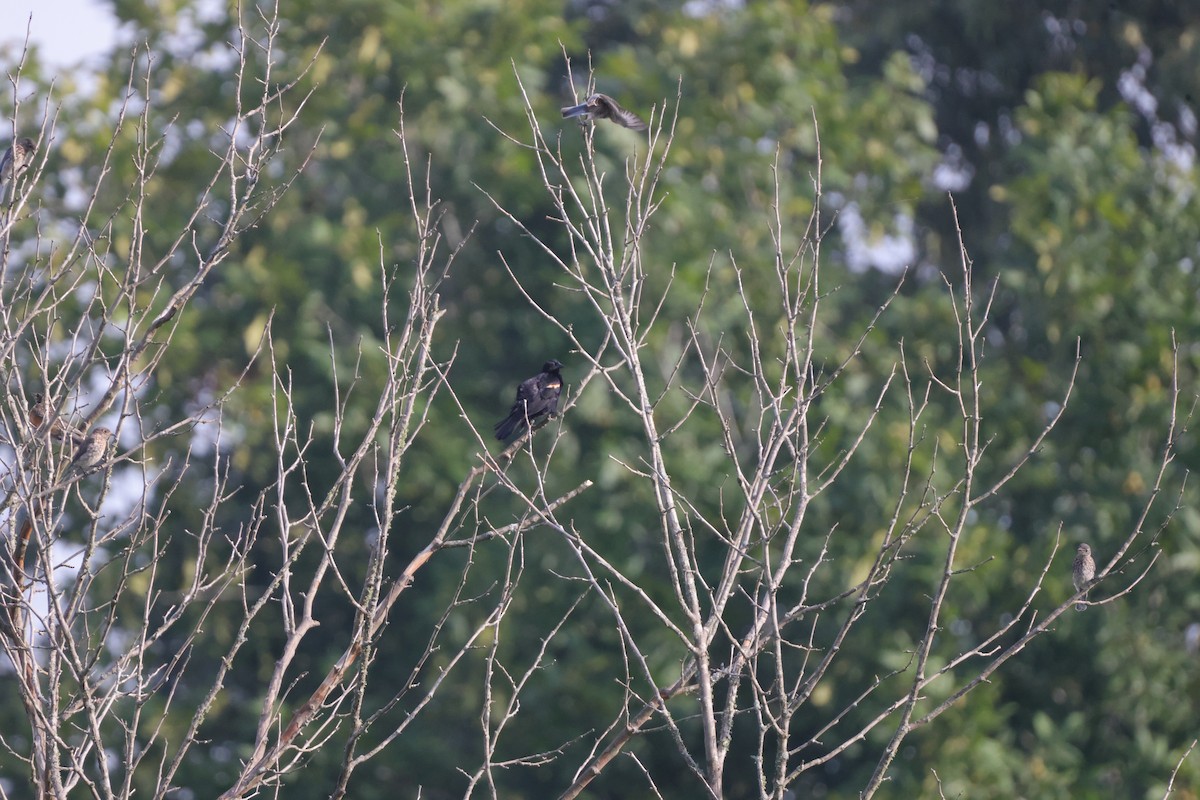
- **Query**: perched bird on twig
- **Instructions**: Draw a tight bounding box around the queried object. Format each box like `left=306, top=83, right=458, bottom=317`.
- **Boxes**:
left=29, top=393, right=77, bottom=442
left=1072, top=542, right=1096, bottom=611
left=494, top=360, right=564, bottom=441
left=65, top=427, right=115, bottom=479
left=561, top=94, right=648, bottom=131
left=0, top=137, right=36, bottom=185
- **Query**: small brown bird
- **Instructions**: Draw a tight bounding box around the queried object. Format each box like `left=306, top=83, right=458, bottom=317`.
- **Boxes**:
left=1072, top=543, right=1096, bottom=611
left=0, top=137, right=35, bottom=185
left=29, top=393, right=76, bottom=442
left=66, top=427, right=114, bottom=478
left=561, top=93, right=648, bottom=131
left=28, top=393, right=47, bottom=428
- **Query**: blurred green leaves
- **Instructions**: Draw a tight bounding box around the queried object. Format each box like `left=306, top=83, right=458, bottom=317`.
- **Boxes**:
left=6, top=0, right=1199, bottom=797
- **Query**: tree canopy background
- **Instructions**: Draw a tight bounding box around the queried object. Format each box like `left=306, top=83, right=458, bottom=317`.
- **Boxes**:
left=2, top=1, right=1198, bottom=798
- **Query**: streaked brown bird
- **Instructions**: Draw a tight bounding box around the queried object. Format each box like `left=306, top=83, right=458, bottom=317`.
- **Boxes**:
left=29, top=393, right=76, bottom=442
left=67, top=427, right=114, bottom=478
left=0, top=137, right=35, bottom=185
left=1072, top=542, right=1096, bottom=611
left=561, top=93, right=648, bottom=131
left=494, top=360, right=564, bottom=441
left=28, top=393, right=47, bottom=428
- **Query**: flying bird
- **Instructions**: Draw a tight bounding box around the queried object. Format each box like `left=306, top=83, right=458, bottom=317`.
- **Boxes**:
left=494, top=360, right=564, bottom=441
left=1072, top=543, right=1096, bottom=611
left=561, top=93, right=648, bottom=131
left=0, top=137, right=36, bottom=185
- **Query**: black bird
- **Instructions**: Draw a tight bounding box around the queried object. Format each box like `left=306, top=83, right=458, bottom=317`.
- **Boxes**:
left=0, top=137, right=35, bottom=185
left=561, top=93, right=648, bottom=131
left=494, top=359, right=564, bottom=441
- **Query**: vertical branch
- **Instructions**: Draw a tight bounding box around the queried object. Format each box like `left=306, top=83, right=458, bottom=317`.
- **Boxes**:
left=863, top=198, right=983, bottom=796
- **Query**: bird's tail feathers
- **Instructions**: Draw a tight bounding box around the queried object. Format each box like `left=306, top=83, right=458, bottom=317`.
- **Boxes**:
left=494, top=414, right=525, bottom=441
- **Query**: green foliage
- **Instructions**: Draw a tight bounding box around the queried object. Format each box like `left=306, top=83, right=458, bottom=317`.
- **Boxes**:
left=4, top=0, right=1199, bottom=797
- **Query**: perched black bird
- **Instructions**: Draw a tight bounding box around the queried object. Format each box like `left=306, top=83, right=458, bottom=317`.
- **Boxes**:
left=561, top=93, right=648, bottom=131
left=494, top=359, right=564, bottom=441
left=0, top=137, right=35, bottom=185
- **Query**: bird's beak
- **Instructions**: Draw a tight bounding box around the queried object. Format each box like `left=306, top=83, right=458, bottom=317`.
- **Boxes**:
left=561, top=103, right=589, bottom=119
